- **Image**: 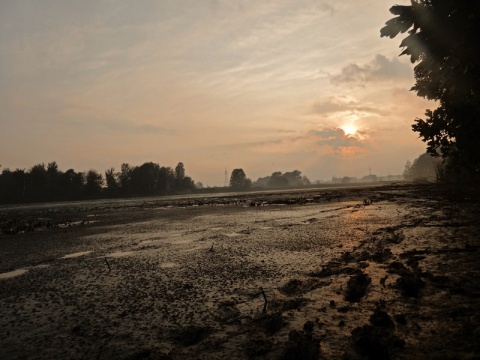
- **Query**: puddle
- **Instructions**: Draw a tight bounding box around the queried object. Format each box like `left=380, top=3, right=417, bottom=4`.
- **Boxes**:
left=0, top=269, right=28, bottom=279
left=159, top=262, right=178, bottom=268
left=33, top=264, right=50, bottom=269
left=259, top=226, right=272, bottom=230
left=106, top=251, right=135, bottom=258
left=61, top=251, right=93, bottom=259
left=211, top=227, right=223, bottom=231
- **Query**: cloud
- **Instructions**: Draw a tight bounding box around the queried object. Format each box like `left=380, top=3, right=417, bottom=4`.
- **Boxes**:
left=330, top=54, right=411, bottom=85
left=311, top=95, right=388, bottom=116
left=244, top=127, right=367, bottom=159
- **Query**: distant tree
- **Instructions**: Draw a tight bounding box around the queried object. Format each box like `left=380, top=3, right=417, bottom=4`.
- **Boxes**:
left=0, top=168, right=13, bottom=203
left=58, top=169, right=85, bottom=200
left=403, top=160, right=412, bottom=180
left=404, top=153, right=442, bottom=181
left=47, top=161, right=61, bottom=200
left=267, top=172, right=289, bottom=187
left=175, top=162, right=186, bottom=191
left=157, top=166, right=171, bottom=194
left=84, top=169, right=104, bottom=198
left=229, top=169, right=251, bottom=190
left=301, top=175, right=311, bottom=186
left=175, top=162, right=185, bottom=181
left=195, top=182, right=204, bottom=189
left=29, top=164, right=47, bottom=201
left=12, top=169, right=27, bottom=202
left=119, top=163, right=132, bottom=195
left=130, top=162, right=160, bottom=196
left=252, top=176, right=270, bottom=187
left=105, top=167, right=120, bottom=197
left=381, top=1, right=480, bottom=173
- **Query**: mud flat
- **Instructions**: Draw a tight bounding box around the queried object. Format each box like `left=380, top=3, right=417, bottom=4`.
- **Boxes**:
left=1, top=183, right=479, bottom=359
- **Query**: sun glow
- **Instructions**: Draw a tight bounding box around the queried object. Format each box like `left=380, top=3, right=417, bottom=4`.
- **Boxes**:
left=340, top=124, right=357, bottom=136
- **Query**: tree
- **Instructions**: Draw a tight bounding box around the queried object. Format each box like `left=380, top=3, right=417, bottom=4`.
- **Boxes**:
left=403, top=160, right=412, bottom=180
left=130, top=162, right=160, bottom=196
left=381, top=1, right=480, bottom=172
left=157, top=166, right=176, bottom=195
left=175, top=162, right=186, bottom=191
left=105, top=168, right=120, bottom=197
left=29, top=164, right=48, bottom=201
left=229, top=169, right=251, bottom=190
left=119, top=163, right=132, bottom=195
left=267, top=172, right=289, bottom=187
left=404, top=153, right=442, bottom=181
left=59, top=169, right=84, bottom=200
left=84, top=169, right=104, bottom=198
left=47, top=161, right=61, bottom=200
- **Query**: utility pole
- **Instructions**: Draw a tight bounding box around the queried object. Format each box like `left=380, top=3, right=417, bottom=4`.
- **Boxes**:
left=224, top=168, right=228, bottom=187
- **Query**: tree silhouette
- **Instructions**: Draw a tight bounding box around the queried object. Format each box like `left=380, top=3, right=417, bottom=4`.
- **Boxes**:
left=84, top=170, right=104, bottom=198
left=175, top=162, right=185, bottom=191
left=0, top=160, right=197, bottom=204
left=105, top=168, right=120, bottom=197
left=229, top=169, right=251, bottom=190
left=381, top=1, right=480, bottom=172
left=267, top=172, right=289, bottom=187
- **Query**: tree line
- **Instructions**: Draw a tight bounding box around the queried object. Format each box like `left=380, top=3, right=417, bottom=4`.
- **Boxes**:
left=229, top=169, right=311, bottom=190
left=0, top=161, right=195, bottom=204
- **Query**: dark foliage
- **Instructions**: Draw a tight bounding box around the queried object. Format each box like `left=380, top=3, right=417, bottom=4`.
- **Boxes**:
left=229, top=168, right=252, bottom=190
left=0, top=161, right=195, bottom=204
left=381, top=1, right=480, bottom=173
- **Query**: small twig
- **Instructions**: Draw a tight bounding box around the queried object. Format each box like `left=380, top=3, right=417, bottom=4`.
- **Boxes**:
left=208, top=242, right=215, bottom=252
left=260, top=287, right=268, bottom=313
left=104, top=257, right=111, bottom=273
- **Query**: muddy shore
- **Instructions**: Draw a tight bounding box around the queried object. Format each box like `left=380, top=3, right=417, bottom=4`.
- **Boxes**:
left=1, top=183, right=479, bottom=359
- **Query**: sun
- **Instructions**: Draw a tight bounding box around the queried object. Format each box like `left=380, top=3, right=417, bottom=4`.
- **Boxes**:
left=340, top=124, right=357, bottom=136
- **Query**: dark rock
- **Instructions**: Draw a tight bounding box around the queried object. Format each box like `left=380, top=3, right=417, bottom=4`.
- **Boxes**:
left=281, top=279, right=303, bottom=295
left=283, top=330, right=320, bottom=360
left=123, top=349, right=152, bottom=360
left=261, top=314, right=286, bottom=335
left=345, top=272, right=371, bottom=302
left=369, top=309, right=394, bottom=329
left=395, top=274, right=425, bottom=298
left=303, top=321, right=315, bottom=334
left=244, top=335, right=274, bottom=357
left=172, top=325, right=212, bottom=346
left=394, top=314, right=407, bottom=325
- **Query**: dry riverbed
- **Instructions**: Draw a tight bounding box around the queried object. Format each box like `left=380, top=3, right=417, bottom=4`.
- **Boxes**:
left=1, top=183, right=479, bottom=359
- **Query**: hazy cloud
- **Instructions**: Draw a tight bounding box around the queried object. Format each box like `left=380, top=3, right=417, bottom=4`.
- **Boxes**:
left=312, top=95, right=387, bottom=116
left=330, top=54, right=411, bottom=85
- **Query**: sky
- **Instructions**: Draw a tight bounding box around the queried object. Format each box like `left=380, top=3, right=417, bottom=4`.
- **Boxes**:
left=0, top=0, right=435, bottom=186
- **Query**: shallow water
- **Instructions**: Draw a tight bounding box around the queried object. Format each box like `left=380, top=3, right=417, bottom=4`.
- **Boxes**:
left=0, top=269, right=28, bottom=279
left=61, top=251, right=93, bottom=259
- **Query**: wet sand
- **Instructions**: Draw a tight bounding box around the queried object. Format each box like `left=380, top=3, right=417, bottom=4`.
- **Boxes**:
left=1, top=183, right=479, bottom=359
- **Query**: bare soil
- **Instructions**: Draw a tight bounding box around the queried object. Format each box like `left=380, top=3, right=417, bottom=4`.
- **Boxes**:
left=1, top=183, right=479, bottom=359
